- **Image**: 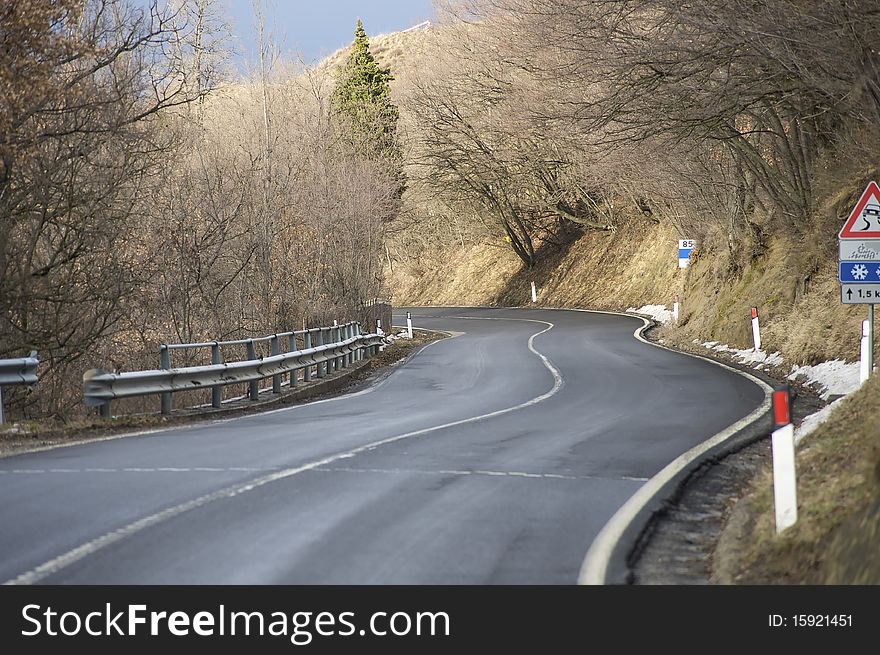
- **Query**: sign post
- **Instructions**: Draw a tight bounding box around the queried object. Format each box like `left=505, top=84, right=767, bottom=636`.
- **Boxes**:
left=838, top=181, right=880, bottom=380
left=869, top=304, right=874, bottom=377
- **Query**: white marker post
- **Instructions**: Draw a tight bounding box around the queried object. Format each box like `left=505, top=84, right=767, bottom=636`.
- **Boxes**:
left=770, top=388, right=797, bottom=534
left=406, top=311, right=413, bottom=338
left=860, top=319, right=872, bottom=384
left=869, top=304, right=874, bottom=378
left=673, top=294, right=680, bottom=325
left=376, top=319, right=383, bottom=336
left=751, top=307, right=761, bottom=351
left=531, top=281, right=537, bottom=303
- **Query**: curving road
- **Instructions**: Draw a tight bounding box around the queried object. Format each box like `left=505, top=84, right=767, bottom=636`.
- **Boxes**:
left=0, top=307, right=764, bottom=584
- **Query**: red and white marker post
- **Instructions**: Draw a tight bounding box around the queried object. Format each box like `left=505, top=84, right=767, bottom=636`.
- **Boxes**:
left=673, top=294, right=680, bottom=325
left=771, top=387, right=797, bottom=533
left=751, top=307, right=762, bottom=351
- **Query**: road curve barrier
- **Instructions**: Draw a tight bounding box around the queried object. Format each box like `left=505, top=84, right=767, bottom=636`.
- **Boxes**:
left=0, top=351, right=40, bottom=424
left=83, top=323, right=387, bottom=417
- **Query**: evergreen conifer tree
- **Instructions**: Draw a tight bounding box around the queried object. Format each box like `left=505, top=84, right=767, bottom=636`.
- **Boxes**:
left=332, top=19, right=403, bottom=193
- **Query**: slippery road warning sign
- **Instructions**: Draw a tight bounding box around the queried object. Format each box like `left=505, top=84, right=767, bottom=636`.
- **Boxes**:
left=839, top=181, right=880, bottom=238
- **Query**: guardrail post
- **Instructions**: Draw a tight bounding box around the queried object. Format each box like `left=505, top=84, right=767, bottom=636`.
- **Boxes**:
left=100, top=400, right=111, bottom=418
left=0, top=386, right=5, bottom=425
left=343, top=324, right=351, bottom=368
left=327, top=327, right=334, bottom=372
left=211, top=342, right=222, bottom=408
left=355, top=322, right=363, bottom=361
left=333, top=326, right=341, bottom=371
left=289, top=334, right=298, bottom=388
left=316, top=329, right=325, bottom=378
left=271, top=335, right=281, bottom=394
left=246, top=339, right=259, bottom=400
left=303, top=330, right=312, bottom=382
left=160, top=345, right=171, bottom=415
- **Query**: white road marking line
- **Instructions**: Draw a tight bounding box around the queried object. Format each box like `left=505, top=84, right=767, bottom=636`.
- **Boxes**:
left=313, top=466, right=646, bottom=483
left=5, top=317, right=563, bottom=586
left=0, top=466, right=285, bottom=475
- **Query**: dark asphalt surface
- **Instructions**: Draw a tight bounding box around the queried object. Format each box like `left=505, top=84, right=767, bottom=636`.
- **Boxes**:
left=0, top=307, right=764, bottom=584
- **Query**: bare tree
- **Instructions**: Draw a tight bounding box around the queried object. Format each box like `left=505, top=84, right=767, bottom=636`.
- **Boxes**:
left=0, top=0, right=202, bottom=415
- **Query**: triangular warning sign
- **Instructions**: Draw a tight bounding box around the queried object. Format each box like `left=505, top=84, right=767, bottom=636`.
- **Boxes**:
left=839, top=181, right=880, bottom=238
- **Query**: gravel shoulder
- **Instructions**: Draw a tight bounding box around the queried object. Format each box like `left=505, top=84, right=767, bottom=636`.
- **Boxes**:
left=630, top=326, right=826, bottom=585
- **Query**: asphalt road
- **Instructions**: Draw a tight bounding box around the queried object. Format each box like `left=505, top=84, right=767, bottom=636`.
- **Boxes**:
left=0, top=307, right=764, bottom=584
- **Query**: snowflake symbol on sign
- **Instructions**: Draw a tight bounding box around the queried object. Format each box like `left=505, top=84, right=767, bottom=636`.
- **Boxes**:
left=852, top=264, right=869, bottom=280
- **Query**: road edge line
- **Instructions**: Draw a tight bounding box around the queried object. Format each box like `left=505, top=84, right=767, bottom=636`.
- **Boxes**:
left=574, top=310, right=773, bottom=585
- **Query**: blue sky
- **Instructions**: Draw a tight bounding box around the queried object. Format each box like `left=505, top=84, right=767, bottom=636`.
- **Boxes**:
left=219, top=0, right=436, bottom=66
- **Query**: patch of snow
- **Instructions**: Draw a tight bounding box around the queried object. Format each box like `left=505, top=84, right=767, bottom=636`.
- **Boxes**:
left=787, top=359, right=860, bottom=401
left=628, top=304, right=674, bottom=324
left=698, top=341, right=783, bottom=370
left=690, top=338, right=865, bottom=447
left=382, top=331, right=412, bottom=344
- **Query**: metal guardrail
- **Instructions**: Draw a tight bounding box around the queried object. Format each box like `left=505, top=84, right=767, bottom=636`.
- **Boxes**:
left=0, top=351, right=39, bottom=424
left=83, top=322, right=388, bottom=417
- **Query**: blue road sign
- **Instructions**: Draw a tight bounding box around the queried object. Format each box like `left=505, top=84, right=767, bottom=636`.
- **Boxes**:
left=839, top=261, right=880, bottom=283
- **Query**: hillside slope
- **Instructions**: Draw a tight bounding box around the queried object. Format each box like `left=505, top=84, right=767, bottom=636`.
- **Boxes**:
left=336, top=14, right=880, bottom=585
